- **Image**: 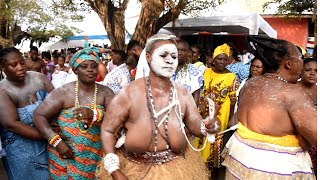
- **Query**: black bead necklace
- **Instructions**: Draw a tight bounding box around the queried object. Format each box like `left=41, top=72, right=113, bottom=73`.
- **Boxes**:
left=146, top=77, right=173, bottom=164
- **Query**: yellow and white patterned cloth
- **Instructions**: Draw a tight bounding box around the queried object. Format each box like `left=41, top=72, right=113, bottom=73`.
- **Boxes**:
left=222, top=123, right=315, bottom=179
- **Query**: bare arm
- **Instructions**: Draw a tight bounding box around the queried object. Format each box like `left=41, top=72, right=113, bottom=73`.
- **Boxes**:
left=183, top=87, right=221, bottom=137
left=39, top=73, right=54, bottom=92
left=286, top=86, right=317, bottom=147
left=0, top=91, right=43, bottom=140
left=229, top=100, right=236, bottom=121
left=100, top=88, right=131, bottom=178
left=102, top=86, right=115, bottom=115
left=192, top=89, right=200, bottom=107
left=101, top=88, right=131, bottom=154
left=41, top=60, right=47, bottom=75
left=33, top=88, right=65, bottom=140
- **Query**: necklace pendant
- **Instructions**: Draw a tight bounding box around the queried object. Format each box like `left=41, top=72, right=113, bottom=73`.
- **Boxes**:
left=83, top=124, right=88, bottom=129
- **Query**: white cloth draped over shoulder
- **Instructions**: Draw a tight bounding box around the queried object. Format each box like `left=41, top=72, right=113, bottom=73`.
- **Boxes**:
left=135, top=49, right=150, bottom=80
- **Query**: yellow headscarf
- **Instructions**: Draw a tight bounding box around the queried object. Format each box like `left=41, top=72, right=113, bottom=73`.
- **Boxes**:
left=213, top=43, right=230, bottom=59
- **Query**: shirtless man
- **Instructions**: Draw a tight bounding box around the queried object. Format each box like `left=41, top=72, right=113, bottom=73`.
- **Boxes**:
left=222, top=36, right=317, bottom=179
left=0, top=47, right=54, bottom=180
left=25, top=46, right=46, bottom=73
left=97, top=34, right=221, bottom=180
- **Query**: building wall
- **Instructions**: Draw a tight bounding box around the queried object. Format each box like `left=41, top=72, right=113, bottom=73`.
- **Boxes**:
left=264, top=17, right=309, bottom=49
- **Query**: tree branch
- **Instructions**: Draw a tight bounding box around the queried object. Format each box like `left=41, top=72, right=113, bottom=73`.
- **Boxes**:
left=154, top=0, right=187, bottom=33
left=119, top=0, right=129, bottom=11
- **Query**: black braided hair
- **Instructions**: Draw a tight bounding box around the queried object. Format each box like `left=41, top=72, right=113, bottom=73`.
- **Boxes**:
left=246, top=35, right=295, bottom=73
left=0, top=47, right=21, bottom=65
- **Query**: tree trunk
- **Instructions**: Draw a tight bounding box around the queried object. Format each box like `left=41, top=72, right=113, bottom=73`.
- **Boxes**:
left=130, top=0, right=164, bottom=47
left=88, top=0, right=128, bottom=50
left=131, top=0, right=187, bottom=47
left=106, top=3, right=127, bottom=50
left=88, top=0, right=188, bottom=48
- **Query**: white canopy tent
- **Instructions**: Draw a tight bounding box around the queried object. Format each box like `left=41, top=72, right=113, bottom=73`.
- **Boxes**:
left=163, top=13, right=277, bottom=38
left=40, top=40, right=84, bottom=51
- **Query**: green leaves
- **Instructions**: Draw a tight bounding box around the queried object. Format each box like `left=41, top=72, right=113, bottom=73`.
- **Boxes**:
left=0, top=0, right=88, bottom=46
left=263, top=0, right=315, bottom=17
left=182, top=0, right=224, bottom=17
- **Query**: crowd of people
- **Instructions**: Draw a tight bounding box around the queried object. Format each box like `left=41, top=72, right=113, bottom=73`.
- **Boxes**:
left=0, top=33, right=316, bottom=180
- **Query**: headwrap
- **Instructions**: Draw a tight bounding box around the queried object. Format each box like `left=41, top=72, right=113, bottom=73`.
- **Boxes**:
left=69, top=41, right=107, bottom=69
left=213, top=43, right=230, bottom=59
left=145, top=34, right=177, bottom=53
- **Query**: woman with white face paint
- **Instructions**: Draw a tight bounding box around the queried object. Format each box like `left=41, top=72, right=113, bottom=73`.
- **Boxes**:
left=149, top=40, right=178, bottom=78
left=97, top=34, right=222, bottom=179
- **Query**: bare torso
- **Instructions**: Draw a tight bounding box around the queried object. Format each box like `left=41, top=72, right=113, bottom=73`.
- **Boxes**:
left=25, top=58, right=44, bottom=72
left=120, top=78, right=198, bottom=154
left=237, top=76, right=316, bottom=146
left=0, top=71, right=49, bottom=108
left=52, top=82, right=113, bottom=112
left=239, top=76, right=300, bottom=136
left=299, top=82, right=317, bottom=106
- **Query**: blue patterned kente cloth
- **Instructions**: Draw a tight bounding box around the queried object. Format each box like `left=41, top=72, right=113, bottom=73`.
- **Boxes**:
left=0, top=90, right=49, bottom=180
left=172, top=63, right=204, bottom=93
left=226, top=62, right=250, bottom=83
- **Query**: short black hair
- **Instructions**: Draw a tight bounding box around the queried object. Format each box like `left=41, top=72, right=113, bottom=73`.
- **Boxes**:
left=304, top=57, right=316, bottom=66
left=0, top=47, right=21, bottom=65
left=112, top=49, right=127, bottom=61
left=127, top=40, right=142, bottom=53
left=58, top=55, right=66, bottom=60
left=176, top=39, right=189, bottom=48
left=42, top=51, right=51, bottom=60
left=30, top=46, right=38, bottom=52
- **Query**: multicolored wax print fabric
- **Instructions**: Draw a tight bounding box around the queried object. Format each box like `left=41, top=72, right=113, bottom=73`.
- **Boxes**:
left=48, top=105, right=104, bottom=180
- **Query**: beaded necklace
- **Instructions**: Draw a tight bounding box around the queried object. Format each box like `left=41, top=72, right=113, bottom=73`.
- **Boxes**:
left=264, top=73, right=288, bottom=83
left=146, top=77, right=173, bottom=164
left=74, top=80, right=98, bottom=133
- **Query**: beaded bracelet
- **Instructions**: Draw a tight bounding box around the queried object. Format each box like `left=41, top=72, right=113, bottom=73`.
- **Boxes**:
left=103, top=153, right=120, bottom=174
left=93, top=109, right=104, bottom=122
left=49, top=134, right=61, bottom=145
left=52, top=138, right=62, bottom=148
left=200, top=122, right=207, bottom=136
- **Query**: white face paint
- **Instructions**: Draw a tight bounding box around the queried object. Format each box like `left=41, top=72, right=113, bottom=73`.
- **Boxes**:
left=150, top=43, right=178, bottom=78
